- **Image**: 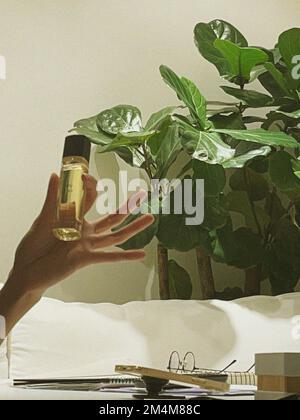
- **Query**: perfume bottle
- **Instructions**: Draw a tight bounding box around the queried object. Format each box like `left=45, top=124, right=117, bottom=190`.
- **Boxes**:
left=53, top=135, right=91, bottom=241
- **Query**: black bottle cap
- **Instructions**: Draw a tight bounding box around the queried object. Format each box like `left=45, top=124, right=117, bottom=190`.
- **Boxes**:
left=63, top=135, right=91, bottom=162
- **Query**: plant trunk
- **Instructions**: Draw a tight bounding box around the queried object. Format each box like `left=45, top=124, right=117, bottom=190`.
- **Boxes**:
left=195, top=247, right=215, bottom=300
left=157, top=243, right=170, bottom=300
left=244, top=265, right=262, bottom=297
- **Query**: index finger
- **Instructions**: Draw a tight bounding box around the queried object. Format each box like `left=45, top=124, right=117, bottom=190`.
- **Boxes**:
left=82, top=174, right=97, bottom=214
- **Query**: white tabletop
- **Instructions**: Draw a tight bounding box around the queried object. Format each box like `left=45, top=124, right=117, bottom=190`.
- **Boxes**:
left=0, top=380, right=132, bottom=400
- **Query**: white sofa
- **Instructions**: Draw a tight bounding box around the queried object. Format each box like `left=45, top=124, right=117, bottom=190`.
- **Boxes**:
left=0, top=286, right=300, bottom=399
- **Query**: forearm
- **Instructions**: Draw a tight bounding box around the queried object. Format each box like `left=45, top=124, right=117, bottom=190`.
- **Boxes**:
left=0, top=274, right=41, bottom=343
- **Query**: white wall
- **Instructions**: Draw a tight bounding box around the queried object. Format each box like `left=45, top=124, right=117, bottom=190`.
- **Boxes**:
left=0, top=0, right=299, bottom=303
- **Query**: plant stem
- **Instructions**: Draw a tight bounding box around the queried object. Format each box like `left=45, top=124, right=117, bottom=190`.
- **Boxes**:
left=195, top=247, right=215, bottom=300
left=263, top=188, right=276, bottom=247
left=287, top=201, right=295, bottom=213
left=142, top=144, right=152, bottom=179
left=239, top=81, right=261, bottom=297
left=244, top=264, right=262, bottom=296
left=157, top=243, right=170, bottom=300
left=243, top=167, right=263, bottom=237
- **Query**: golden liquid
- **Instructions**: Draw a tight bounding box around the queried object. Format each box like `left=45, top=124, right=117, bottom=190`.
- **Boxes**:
left=53, top=157, right=88, bottom=241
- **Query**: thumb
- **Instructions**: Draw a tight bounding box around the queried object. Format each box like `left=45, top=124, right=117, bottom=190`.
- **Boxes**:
left=39, top=173, right=60, bottom=222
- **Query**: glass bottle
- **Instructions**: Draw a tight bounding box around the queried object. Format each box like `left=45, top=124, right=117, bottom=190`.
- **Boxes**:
left=53, top=135, right=91, bottom=241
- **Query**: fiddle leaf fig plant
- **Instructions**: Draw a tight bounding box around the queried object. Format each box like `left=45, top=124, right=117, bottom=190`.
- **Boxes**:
left=72, top=19, right=300, bottom=300
left=191, top=19, right=300, bottom=298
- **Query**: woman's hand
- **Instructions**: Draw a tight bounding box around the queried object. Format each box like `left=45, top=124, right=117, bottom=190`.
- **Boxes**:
left=0, top=173, right=154, bottom=337
left=9, top=173, right=154, bottom=297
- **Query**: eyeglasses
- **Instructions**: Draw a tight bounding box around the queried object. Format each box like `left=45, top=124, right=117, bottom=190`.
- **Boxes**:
left=167, top=351, right=199, bottom=374
left=167, top=350, right=241, bottom=375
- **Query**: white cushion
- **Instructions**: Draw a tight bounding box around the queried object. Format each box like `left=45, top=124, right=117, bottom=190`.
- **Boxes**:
left=0, top=283, right=8, bottom=379
left=0, top=340, right=8, bottom=379
left=9, top=293, right=300, bottom=379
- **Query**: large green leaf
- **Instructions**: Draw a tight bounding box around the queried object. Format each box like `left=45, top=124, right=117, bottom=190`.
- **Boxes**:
left=222, top=146, right=271, bottom=169
left=209, top=112, right=244, bottom=149
left=263, top=62, right=294, bottom=97
left=210, top=112, right=245, bottom=129
left=210, top=222, right=263, bottom=268
left=159, top=65, right=208, bottom=129
left=190, top=131, right=235, bottom=164
left=272, top=109, right=300, bottom=120
left=98, top=130, right=156, bottom=153
left=290, top=128, right=300, bottom=145
left=203, top=195, right=229, bottom=230
left=210, top=220, right=236, bottom=264
left=73, top=114, right=100, bottom=132
left=179, top=119, right=272, bottom=168
left=258, top=69, right=287, bottom=99
left=227, top=191, right=270, bottom=233
left=248, top=151, right=269, bottom=173
left=70, top=110, right=148, bottom=150
left=192, top=161, right=226, bottom=195
left=97, top=105, right=142, bottom=135
left=227, top=190, right=253, bottom=215
left=156, top=176, right=216, bottom=252
left=266, top=219, right=300, bottom=294
left=249, top=64, right=271, bottom=83
left=157, top=214, right=212, bottom=252
left=181, top=77, right=208, bottom=128
left=213, top=128, right=299, bottom=148
left=70, top=126, right=112, bottom=145
left=147, top=117, right=172, bottom=156
left=278, top=28, right=300, bottom=89
left=231, top=228, right=263, bottom=269
left=209, top=19, right=247, bottom=45
left=221, top=86, right=273, bottom=108
left=168, top=260, right=193, bottom=300
left=72, top=114, right=114, bottom=144
left=264, top=191, right=286, bottom=232
left=266, top=110, right=300, bottom=127
left=109, top=145, right=146, bottom=168
left=207, top=113, right=240, bottom=151
left=145, top=106, right=178, bottom=131
left=269, top=151, right=300, bottom=191
left=230, top=167, right=269, bottom=201
left=262, top=110, right=300, bottom=132
left=214, top=40, right=268, bottom=83
left=155, top=123, right=182, bottom=178
left=269, top=272, right=299, bottom=296
left=194, top=20, right=247, bottom=78
left=179, top=122, right=235, bottom=165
